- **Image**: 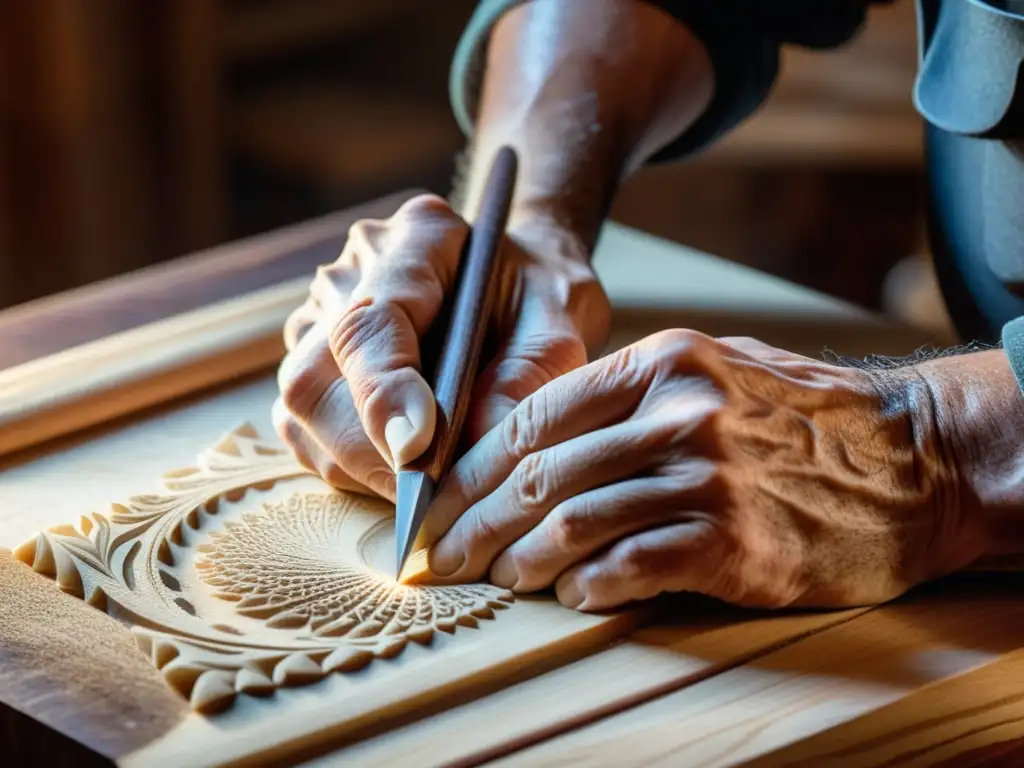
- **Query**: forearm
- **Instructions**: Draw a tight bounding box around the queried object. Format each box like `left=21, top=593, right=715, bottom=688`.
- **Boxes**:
left=457, top=0, right=714, bottom=253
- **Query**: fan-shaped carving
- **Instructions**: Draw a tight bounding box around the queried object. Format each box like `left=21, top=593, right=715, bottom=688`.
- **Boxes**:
left=14, top=425, right=514, bottom=714
left=197, top=492, right=504, bottom=638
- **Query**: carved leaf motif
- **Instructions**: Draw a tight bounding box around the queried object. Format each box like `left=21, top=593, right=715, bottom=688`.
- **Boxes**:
left=14, top=425, right=516, bottom=715
left=191, top=670, right=237, bottom=714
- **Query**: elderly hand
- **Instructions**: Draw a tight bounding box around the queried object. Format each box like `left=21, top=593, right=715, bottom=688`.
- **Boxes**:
left=273, top=194, right=610, bottom=500
left=421, top=330, right=993, bottom=611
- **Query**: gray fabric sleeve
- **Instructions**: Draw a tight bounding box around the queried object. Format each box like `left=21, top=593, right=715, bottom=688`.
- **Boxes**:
left=1002, top=316, right=1024, bottom=395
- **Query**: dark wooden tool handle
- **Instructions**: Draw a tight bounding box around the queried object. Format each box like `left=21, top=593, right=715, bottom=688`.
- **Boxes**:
left=413, top=146, right=518, bottom=481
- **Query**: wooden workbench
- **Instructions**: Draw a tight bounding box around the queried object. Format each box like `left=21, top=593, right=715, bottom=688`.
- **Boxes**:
left=2, top=192, right=1023, bottom=767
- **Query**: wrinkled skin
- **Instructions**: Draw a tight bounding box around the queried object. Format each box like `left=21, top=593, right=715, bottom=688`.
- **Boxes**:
left=421, top=331, right=987, bottom=610
left=273, top=194, right=609, bottom=500
left=275, top=195, right=992, bottom=613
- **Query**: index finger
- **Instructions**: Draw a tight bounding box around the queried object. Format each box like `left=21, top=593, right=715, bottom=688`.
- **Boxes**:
left=421, top=342, right=654, bottom=545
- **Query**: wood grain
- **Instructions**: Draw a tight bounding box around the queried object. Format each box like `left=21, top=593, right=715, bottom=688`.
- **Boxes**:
left=748, top=645, right=1024, bottom=766
left=0, top=550, right=187, bottom=760
left=0, top=279, right=306, bottom=458
left=0, top=193, right=414, bottom=458
left=0, top=191, right=412, bottom=370
left=303, top=600, right=871, bottom=767
left=496, top=577, right=1024, bottom=767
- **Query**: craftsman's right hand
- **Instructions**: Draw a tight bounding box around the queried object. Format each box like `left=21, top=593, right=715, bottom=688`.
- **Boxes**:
left=273, top=194, right=611, bottom=500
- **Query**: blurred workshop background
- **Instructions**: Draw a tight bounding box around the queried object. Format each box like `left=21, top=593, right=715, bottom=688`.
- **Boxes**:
left=0, top=0, right=953, bottom=338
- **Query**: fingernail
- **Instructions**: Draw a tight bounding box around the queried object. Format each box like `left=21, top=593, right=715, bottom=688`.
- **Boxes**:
left=490, top=555, right=517, bottom=589
left=385, top=414, right=417, bottom=469
left=382, top=375, right=436, bottom=468
left=558, top=579, right=584, bottom=610
left=428, top=538, right=465, bottom=578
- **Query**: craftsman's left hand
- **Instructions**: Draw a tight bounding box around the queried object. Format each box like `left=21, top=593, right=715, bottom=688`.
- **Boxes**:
left=420, top=330, right=991, bottom=611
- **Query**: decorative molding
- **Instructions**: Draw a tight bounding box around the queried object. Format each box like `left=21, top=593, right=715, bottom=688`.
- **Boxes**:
left=14, top=424, right=514, bottom=714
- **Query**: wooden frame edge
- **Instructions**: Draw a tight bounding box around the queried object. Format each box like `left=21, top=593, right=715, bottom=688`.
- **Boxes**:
left=0, top=278, right=308, bottom=458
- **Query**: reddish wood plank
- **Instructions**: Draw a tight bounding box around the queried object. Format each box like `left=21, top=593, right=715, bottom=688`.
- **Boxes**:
left=0, top=191, right=415, bottom=370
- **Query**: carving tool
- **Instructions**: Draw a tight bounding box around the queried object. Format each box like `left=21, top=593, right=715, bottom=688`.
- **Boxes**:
left=394, top=146, right=518, bottom=580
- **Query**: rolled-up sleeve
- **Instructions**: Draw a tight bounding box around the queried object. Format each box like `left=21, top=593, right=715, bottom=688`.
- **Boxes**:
left=450, top=0, right=885, bottom=161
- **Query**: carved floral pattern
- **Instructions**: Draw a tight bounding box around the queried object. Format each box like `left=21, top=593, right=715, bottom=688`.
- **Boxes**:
left=14, top=425, right=514, bottom=714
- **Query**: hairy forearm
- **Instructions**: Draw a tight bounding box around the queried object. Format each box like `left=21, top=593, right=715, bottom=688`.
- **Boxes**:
left=457, top=0, right=714, bottom=253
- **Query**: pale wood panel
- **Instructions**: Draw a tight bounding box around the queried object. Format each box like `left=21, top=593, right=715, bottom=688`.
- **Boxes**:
left=121, top=601, right=637, bottom=767
left=0, top=279, right=302, bottom=458
left=0, top=369, right=642, bottom=766
left=0, top=374, right=282, bottom=549
left=495, top=578, right=1024, bottom=767
left=748, top=646, right=1024, bottom=766
left=304, top=602, right=870, bottom=767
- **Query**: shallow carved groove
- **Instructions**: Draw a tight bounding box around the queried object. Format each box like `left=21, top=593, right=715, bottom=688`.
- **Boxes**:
left=14, top=424, right=515, bottom=713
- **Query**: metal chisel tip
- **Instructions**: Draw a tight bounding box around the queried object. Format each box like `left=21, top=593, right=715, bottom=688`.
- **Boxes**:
left=394, top=470, right=434, bottom=580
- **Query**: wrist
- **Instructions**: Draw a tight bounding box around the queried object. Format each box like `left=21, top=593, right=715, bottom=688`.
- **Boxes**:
left=507, top=211, right=592, bottom=267
left=912, top=350, right=1024, bottom=560
left=508, top=216, right=612, bottom=357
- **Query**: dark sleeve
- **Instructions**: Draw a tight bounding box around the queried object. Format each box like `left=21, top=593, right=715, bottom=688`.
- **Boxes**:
left=449, top=0, right=890, bottom=163
left=641, top=1, right=888, bottom=160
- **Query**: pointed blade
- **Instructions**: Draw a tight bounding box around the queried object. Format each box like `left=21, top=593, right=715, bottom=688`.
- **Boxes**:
left=394, top=470, right=435, bottom=580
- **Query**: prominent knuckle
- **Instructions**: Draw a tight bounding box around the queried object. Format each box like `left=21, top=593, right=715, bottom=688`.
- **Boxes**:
left=507, top=333, right=587, bottom=385
left=398, top=193, right=455, bottom=220
left=344, top=368, right=383, bottom=418
left=393, top=195, right=468, bottom=252
left=311, top=264, right=335, bottom=294
left=488, top=359, right=553, bottom=404
left=328, top=299, right=384, bottom=366
left=616, top=539, right=654, bottom=582
left=536, top=332, right=587, bottom=369
left=465, top=506, right=500, bottom=548
left=549, top=501, right=591, bottom=552
left=278, top=363, right=322, bottom=418
left=507, top=392, right=550, bottom=456
left=512, top=451, right=554, bottom=510
left=271, top=399, right=297, bottom=443
left=283, top=311, right=308, bottom=343
left=346, top=218, right=375, bottom=245
left=652, top=328, right=700, bottom=361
